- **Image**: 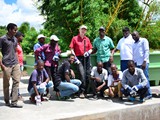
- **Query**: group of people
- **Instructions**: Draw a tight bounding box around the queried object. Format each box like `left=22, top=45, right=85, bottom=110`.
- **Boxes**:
left=0, top=23, right=152, bottom=108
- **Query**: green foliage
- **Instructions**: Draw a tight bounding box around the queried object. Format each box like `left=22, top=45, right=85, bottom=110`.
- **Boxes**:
left=0, top=26, right=7, bottom=37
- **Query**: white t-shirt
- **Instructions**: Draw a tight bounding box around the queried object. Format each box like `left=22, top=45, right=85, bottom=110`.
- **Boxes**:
left=90, top=66, right=108, bottom=83
left=107, top=71, right=123, bottom=87
left=116, top=34, right=134, bottom=60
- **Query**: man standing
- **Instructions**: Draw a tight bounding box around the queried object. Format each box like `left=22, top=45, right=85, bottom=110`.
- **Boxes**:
left=34, top=34, right=46, bottom=64
left=92, top=26, right=115, bottom=73
left=121, top=60, right=149, bottom=103
left=90, top=62, right=108, bottom=99
left=132, top=31, right=152, bottom=99
left=69, top=25, right=93, bottom=98
left=114, top=27, right=134, bottom=72
left=0, top=23, right=22, bottom=108
left=35, top=35, right=61, bottom=95
left=15, top=31, right=24, bottom=100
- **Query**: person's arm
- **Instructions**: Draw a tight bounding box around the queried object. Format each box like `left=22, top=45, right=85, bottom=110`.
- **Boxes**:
left=70, top=69, right=75, bottom=79
left=142, top=38, right=149, bottom=70
left=32, top=82, right=40, bottom=96
left=96, top=81, right=106, bottom=92
left=65, top=72, right=70, bottom=82
left=0, top=60, right=5, bottom=71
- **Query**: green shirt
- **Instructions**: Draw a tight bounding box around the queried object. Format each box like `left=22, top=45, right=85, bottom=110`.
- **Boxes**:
left=93, top=36, right=114, bottom=63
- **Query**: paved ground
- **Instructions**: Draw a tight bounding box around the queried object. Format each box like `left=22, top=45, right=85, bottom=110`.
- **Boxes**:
left=0, top=76, right=160, bottom=120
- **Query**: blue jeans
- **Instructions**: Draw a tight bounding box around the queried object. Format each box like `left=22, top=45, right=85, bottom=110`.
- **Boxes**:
left=29, top=81, right=53, bottom=95
left=136, top=63, right=152, bottom=96
left=120, top=60, right=130, bottom=72
left=57, top=79, right=82, bottom=97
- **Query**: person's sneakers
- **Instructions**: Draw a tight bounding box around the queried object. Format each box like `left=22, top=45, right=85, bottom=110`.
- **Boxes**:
left=128, top=96, right=135, bottom=102
left=18, top=95, right=24, bottom=101
left=5, top=102, right=10, bottom=107
left=79, top=93, right=85, bottom=99
left=10, top=103, right=23, bottom=108
left=93, top=95, right=98, bottom=99
left=144, top=95, right=152, bottom=100
left=119, top=97, right=123, bottom=101
left=139, top=98, right=145, bottom=103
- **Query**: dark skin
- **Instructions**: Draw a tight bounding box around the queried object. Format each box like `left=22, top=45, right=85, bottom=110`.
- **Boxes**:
left=38, top=37, right=45, bottom=44
left=132, top=31, right=146, bottom=70
left=32, top=61, right=49, bottom=97
left=92, top=29, right=114, bottom=63
left=90, top=62, right=106, bottom=92
left=128, top=61, right=135, bottom=75
left=0, top=26, right=18, bottom=71
left=113, top=30, right=130, bottom=54
left=108, top=64, right=120, bottom=96
left=65, top=55, right=75, bottom=82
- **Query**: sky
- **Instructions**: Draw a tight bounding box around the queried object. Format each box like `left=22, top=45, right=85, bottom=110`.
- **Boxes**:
left=0, top=0, right=45, bottom=30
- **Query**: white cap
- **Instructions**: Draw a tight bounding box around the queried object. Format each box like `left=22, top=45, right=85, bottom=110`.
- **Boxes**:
left=79, top=25, right=87, bottom=30
left=50, top=35, right=59, bottom=41
left=37, top=34, right=46, bottom=39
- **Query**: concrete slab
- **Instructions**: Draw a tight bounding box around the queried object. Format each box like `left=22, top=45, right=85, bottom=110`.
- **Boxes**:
left=0, top=76, right=160, bottom=120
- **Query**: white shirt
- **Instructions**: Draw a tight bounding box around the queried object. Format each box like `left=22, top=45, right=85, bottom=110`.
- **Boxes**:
left=116, top=34, right=134, bottom=60
left=107, top=71, right=123, bottom=87
left=133, top=37, right=149, bottom=65
left=90, top=66, right=108, bottom=82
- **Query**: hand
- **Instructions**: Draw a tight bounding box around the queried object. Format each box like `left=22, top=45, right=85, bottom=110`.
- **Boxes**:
left=96, top=86, right=101, bottom=92
left=35, top=95, right=41, bottom=100
left=95, top=77, right=101, bottom=82
left=52, top=55, right=59, bottom=61
left=40, top=82, right=47, bottom=89
left=141, top=61, right=146, bottom=70
left=84, top=51, right=90, bottom=57
left=109, top=56, right=113, bottom=63
left=74, top=57, right=80, bottom=64
left=130, top=90, right=137, bottom=96
left=132, top=85, right=138, bottom=92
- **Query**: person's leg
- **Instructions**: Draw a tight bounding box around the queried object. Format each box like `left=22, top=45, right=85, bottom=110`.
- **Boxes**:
left=57, top=81, right=79, bottom=97
left=117, top=81, right=122, bottom=97
left=137, top=87, right=148, bottom=100
left=11, top=64, right=21, bottom=105
left=100, top=83, right=108, bottom=97
left=103, top=61, right=111, bottom=74
left=18, top=65, right=24, bottom=99
left=85, top=56, right=91, bottom=93
left=120, top=60, right=129, bottom=72
left=90, top=80, right=97, bottom=95
left=3, top=66, right=12, bottom=104
left=70, top=79, right=82, bottom=87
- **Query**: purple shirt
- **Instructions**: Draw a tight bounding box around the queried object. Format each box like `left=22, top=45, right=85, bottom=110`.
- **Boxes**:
left=35, top=44, right=61, bottom=67
left=27, top=68, right=49, bottom=91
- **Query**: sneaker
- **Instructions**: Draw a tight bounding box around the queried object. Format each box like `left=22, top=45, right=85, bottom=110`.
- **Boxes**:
left=128, top=96, right=135, bottom=102
left=144, top=95, right=152, bottom=100
left=10, top=103, right=23, bottom=108
left=18, top=95, right=24, bottom=101
left=93, top=95, right=98, bottom=99
left=5, top=102, right=10, bottom=107
left=79, top=93, right=85, bottom=99
left=139, top=98, right=145, bottom=103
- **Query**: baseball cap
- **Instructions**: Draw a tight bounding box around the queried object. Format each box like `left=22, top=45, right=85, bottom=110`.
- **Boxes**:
left=79, top=25, right=87, bottom=30
left=37, top=34, right=46, bottom=39
left=50, top=35, right=59, bottom=41
left=99, top=26, right=105, bottom=31
left=15, top=31, right=24, bottom=37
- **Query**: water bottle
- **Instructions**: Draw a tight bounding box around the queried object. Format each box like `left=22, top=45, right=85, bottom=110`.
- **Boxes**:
left=35, top=95, right=42, bottom=106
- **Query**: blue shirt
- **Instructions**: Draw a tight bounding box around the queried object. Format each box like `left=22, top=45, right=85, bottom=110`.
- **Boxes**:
left=34, top=42, right=45, bottom=61
left=27, top=68, right=49, bottom=92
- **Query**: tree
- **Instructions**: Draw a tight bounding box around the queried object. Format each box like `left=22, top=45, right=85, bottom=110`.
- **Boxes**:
left=0, top=26, right=6, bottom=37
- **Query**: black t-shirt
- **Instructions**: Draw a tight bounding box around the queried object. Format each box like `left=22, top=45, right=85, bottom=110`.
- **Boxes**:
left=54, top=60, right=70, bottom=87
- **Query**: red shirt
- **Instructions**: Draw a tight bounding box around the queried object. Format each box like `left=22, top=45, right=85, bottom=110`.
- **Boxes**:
left=69, top=34, right=92, bottom=56
left=16, top=43, right=23, bottom=66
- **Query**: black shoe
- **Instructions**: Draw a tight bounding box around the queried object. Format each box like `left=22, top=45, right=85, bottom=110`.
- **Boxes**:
left=5, top=102, right=10, bottom=107
left=10, top=103, right=23, bottom=108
